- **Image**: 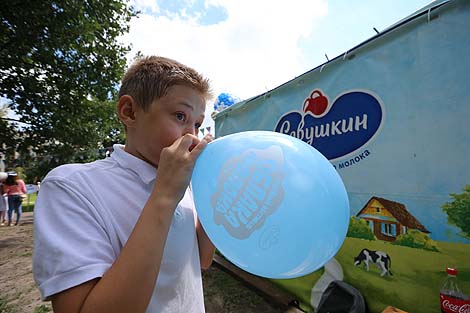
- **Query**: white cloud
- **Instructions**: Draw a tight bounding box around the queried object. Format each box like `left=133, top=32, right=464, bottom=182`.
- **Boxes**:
left=122, top=0, right=328, bottom=101
left=131, top=0, right=160, bottom=13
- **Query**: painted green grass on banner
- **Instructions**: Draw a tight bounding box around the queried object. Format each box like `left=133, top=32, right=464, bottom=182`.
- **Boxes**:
left=270, top=237, right=470, bottom=313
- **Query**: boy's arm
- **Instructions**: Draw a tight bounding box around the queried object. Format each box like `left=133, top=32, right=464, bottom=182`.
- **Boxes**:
left=50, top=279, right=99, bottom=312
left=52, top=191, right=177, bottom=313
left=196, top=218, right=215, bottom=269
left=50, top=134, right=209, bottom=313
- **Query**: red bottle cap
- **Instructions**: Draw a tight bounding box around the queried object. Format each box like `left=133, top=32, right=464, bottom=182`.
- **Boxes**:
left=446, top=267, right=458, bottom=275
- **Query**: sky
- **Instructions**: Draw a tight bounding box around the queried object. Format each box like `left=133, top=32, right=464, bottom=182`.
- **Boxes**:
left=121, top=0, right=435, bottom=128
left=1, top=0, right=435, bottom=128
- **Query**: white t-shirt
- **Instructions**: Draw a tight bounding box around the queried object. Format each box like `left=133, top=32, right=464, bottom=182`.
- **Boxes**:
left=33, top=144, right=205, bottom=313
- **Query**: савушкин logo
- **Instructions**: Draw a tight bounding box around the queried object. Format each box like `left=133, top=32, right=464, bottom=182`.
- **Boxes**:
left=275, top=89, right=384, bottom=162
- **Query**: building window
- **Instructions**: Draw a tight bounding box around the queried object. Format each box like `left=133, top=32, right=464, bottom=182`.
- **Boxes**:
left=381, top=223, right=396, bottom=236
left=376, top=207, right=380, bottom=213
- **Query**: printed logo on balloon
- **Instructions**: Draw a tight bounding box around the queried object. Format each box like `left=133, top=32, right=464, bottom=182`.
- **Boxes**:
left=275, top=89, right=384, bottom=162
left=211, top=145, right=285, bottom=240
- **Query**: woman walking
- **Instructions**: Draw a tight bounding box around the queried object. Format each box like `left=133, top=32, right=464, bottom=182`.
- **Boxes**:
left=3, top=172, right=26, bottom=226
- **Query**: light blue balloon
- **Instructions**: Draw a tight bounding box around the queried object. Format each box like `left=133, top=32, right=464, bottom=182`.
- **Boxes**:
left=191, top=131, right=350, bottom=279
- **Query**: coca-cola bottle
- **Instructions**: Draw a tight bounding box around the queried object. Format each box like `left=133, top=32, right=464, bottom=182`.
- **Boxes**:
left=440, top=267, right=470, bottom=313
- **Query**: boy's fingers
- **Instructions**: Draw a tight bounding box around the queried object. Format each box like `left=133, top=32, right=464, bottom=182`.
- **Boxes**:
left=189, top=134, right=212, bottom=158
left=174, top=134, right=199, bottom=152
left=168, top=134, right=212, bottom=160
left=203, top=133, right=214, bottom=143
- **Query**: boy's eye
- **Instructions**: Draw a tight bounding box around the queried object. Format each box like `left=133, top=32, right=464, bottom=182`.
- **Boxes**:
left=175, top=112, right=186, bottom=121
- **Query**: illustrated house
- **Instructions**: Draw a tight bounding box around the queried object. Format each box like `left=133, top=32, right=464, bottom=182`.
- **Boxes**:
left=356, top=197, right=430, bottom=242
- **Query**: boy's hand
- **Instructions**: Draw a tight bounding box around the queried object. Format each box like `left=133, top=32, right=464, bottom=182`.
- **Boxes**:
left=154, top=133, right=213, bottom=208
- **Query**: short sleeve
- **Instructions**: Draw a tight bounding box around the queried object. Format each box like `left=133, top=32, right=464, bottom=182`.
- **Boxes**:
left=33, top=178, right=116, bottom=300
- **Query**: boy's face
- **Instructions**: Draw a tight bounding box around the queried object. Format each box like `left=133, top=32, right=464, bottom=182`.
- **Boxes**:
left=126, top=84, right=206, bottom=167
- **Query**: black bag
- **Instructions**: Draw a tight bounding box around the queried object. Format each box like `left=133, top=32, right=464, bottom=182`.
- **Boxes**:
left=316, top=280, right=368, bottom=313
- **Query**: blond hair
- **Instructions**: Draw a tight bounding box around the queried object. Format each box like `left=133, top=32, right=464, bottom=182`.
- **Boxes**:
left=118, top=56, right=212, bottom=111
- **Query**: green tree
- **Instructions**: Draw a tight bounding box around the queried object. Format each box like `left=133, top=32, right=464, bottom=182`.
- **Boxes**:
left=0, top=0, right=134, bottom=179
left=347, top=217, right=376, bottom=240
left=393, top=229, right=439, bottom=252
left=0, top=101, right=17, bottom=163
left=442, top=185, right=470, bottom=239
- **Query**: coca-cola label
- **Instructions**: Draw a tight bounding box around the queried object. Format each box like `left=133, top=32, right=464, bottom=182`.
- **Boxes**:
left=440, top=294, right=470, bottom=313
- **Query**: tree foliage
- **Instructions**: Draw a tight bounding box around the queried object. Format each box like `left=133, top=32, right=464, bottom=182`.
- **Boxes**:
left=0, top=0, right=134, bottom=179
left=442, top=185, right=470, bottom=239
left=0, top=103, right=16, bottom=156
left=347, top=217, right=376, bottom=240
left=393, top=229, right=439, bottom=252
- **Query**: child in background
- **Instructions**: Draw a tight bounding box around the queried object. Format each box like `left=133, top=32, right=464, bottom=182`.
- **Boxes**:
left=33, top=56, right=215, bottom=313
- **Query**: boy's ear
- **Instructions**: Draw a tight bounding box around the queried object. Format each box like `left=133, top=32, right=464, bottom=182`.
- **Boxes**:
left=117, top=95, right=139, bottom=128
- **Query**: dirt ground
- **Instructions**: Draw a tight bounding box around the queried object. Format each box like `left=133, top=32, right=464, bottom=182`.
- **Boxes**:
left=0, top=212, right=283, bottom=313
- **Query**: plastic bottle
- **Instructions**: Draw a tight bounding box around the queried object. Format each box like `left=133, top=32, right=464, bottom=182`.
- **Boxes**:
left=440, top=267, right=470, bottom=313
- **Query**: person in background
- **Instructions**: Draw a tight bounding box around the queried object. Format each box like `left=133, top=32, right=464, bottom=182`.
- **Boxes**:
left=0, top=172, right=8, bottom=225
left=3, top=172, right=26, bottom=226
left=33, top=56, right=215, bottom=313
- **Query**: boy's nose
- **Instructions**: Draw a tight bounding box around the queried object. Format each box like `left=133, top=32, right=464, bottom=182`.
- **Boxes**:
left=183, top=125, right=198, bottom=136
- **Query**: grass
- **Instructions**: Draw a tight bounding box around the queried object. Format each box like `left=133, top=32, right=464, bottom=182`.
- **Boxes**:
left=269, top=237, right=470, bottom=313
left=339, top=238, right=470, bottom=312
left=0, top=297, right=17, bottom=313
left=34, top=305, right=51, bottom=313
left=21, top=193, right=37, bottom=212
left=17, top=252, right=32, bottom=257
left=0, top=294, right=51, bottom=313
left=202, top=264, right=282, bottom=313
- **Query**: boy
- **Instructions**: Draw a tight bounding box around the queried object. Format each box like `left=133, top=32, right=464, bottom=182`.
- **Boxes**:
left=33, top=56, right=216, bottom=313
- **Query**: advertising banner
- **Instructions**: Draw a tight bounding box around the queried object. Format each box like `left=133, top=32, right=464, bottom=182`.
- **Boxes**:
left=212, top=1, right=470, bottom=312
